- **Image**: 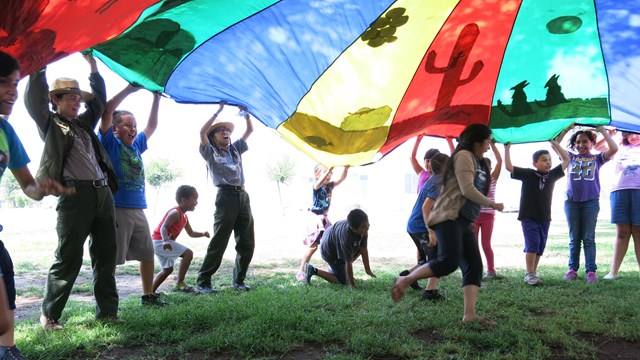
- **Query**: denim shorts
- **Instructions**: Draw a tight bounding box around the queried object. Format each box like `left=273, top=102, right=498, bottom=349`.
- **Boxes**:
left=610, top=189, right=640, bottom=225
left=0, top=240, right=16, bottom=310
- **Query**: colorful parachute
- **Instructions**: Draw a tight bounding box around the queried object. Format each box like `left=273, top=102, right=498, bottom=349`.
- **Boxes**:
left=2, top=0, right=639, bottom=166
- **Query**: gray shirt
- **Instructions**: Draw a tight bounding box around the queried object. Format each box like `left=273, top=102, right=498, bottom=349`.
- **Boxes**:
left=199, top=139, right=248, bottom=186
left=320, top=220, right=368, bottom=264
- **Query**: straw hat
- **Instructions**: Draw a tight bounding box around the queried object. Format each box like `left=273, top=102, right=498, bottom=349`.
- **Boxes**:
left=49, top=78, right=93, bottom=101
left=207, top=117, right=235, bottom=135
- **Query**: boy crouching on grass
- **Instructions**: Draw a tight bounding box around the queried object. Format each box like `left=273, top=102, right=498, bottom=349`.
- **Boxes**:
left=151, top=185, right=210, bottom=293
left=504, top=140, right=570, bottom=285
left=302, top=209, right=376, bottom=288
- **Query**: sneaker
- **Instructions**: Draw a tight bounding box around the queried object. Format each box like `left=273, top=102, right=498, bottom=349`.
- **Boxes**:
left=0, top=345, right=26, bottom=360
left=603, top=272, right=618, bottom=280
left=563, top=269, right=578, bottom=281
left=524, top=273, right=541, bottom=285
left=40, top=314, right=63, bottom=330
left=174, top=283, right=196, bottom=293
left=421, top=289, right=445, bottom=302
left=141, top=293, right=168, bottom=306
left=399, top=270, right=422, bottom=290
left=196, top=284, right=218, bottom=294
left=232, top=283, right=251, bottom=291
left=587, top=271, right=598, bottom=283
left=304, top=264, right=316, bottom=285
left=484, top=269, right=497, bottom=279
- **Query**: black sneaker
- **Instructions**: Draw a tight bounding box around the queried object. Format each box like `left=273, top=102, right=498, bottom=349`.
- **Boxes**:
left=141, top=293, right=168, bottom=306
left=232, top=283, right=251, bottom=291
left=196, top=284, right=218, bottom=294
left=0, top=345, right=26, bottom=360
left=305, top=264, right=316, bottom=285
left=421, top=289, right=445, bottom=302
left=399, top=270, right=422, bottom=290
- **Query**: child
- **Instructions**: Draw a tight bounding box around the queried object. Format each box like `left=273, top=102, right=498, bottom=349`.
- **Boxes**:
left=504, top=141, right=570, bottom=285
left=0, top=50, right=68, bottom=353
left=556, top=126, right=618, bottom=282
left=473, top=142, right=502, bottom=278
left=152, top=185, right=210, bottom=293
left=295, top=164, right=349, bottom=281
left=302, top=209, right=375, bottom=288
left=597, top=131, right=640, bottom=280
left=403, top=153, right=449, bottom=301
left=410, top=135, right=455, bottom=192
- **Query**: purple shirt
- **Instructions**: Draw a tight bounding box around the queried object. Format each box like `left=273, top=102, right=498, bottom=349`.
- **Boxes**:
left=566, top=152, right=607, bottom=202
left=612, top=144, right=640, bottom=192
left=417, top=170, right=430, bottom=193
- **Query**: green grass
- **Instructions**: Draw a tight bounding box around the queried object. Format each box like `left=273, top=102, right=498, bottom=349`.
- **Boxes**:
left=14, top=222, right=640, bottom=359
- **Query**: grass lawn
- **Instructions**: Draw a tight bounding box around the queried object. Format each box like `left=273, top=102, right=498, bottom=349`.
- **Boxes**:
left=5, top=208, right=640, bottom=359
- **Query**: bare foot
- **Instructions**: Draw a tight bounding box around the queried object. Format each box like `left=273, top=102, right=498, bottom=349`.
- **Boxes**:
left=391, top=277, right=406, bottom=303
left=462, top=315, right=496, bottom=326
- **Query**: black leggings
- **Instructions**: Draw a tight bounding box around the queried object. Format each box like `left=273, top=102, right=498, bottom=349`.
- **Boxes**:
left=429, top=218, right=483, bottom=287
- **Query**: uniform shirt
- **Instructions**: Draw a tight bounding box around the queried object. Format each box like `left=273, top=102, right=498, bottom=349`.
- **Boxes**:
left=512, top=164, right=565, bottom=221
left=99, top=128, right=148, bottom=208
left=320, top=219, right=368, bottom=264
left=200, top=139, right=248, bottom=187
left=0, top=118, right=29, bottom=180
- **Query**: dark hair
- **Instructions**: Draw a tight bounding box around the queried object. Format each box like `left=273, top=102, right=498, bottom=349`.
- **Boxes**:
left=347, top=208, right=368, bottom=229
left=621, top=132, right=638, bottom=146
left=532, top=150, right=550, bottom=162
left=568, top=129, right=596, bottom=151
left=429, top=153, right=449, bottom=176
left=443, top=124, right=492, bottom=192
left=175, top=185, right=197, bottom=203
left=113, top=110, right=134, bottom=125
left=0, top=51, right=20, bottom=77
left=423, top=148, right=440, bottom=161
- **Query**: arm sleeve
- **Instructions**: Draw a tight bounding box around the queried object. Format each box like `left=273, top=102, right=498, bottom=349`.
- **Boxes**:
left=455, top=151, right=492, bottom=207
left=80, top=72, right=107, bottom=130
left=24, top=69, right=52, bottom=139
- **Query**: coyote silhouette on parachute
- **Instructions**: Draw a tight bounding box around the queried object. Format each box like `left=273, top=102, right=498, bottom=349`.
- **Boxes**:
left=497, top=74, right=571, bottom=117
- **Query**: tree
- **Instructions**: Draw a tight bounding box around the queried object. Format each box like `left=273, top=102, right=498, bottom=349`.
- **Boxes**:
left=0, top=172, right=34, bottom=208
left=146, top=158, right=181, bottom=213
left=265, top=155, right=295, bottom=214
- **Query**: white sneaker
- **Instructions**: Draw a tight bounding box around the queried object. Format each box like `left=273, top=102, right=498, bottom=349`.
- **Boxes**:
left=603, top=272, right=618, bottom=280
left=524, top=273, right=541, bottom=285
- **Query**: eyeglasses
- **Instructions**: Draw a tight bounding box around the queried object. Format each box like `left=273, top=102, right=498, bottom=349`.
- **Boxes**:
left=214, top=127, right=232, bottom=133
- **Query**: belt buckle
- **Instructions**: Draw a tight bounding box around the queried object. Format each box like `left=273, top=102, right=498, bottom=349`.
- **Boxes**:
left=92, top=179, right=102, bottom=188
left=234, top=185, right=242, bottom=191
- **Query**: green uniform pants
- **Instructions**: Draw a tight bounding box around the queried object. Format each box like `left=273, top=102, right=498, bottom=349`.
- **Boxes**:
left=197, top=188, right=255, bottom=287
left=42, top=186, right=118, bottom=320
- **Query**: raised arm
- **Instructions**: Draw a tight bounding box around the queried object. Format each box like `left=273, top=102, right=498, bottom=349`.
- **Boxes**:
left=199, top=102, right=226, bottom=146
left=490, top=141, right=502, bottom=180
left=239, top=105, right=253, bottom=142
left=554, top=123, right=574, bottom=145
left=410, top=135, right=424, bottom=175
left=24, top=68, right=51, bottom=138
left=100, top=83, right=139, bottom=134
left=313, top=167, right=333, bottom=190
left=333, top=166, right=350, bottom=187
left=549, top=139, right=570, bottom=170
left=446, top=136, right=456, bottom=154
left=142, top=92, right=160, bottom=139
left=503, top=143, right=514, bottom=173
left=81, top=52, right=107, bottom=129
left=597, top=126, right=618, bottom=160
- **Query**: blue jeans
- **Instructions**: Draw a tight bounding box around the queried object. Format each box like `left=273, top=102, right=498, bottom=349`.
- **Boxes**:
left=564, top=198, right=600, bottom=273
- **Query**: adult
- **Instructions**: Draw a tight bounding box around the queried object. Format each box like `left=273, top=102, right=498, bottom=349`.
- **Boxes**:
left=99, top=84, right=163, bottom=305
left=601, top=131, right=640, bottom=279
left=392, top=124, right=504, bottom=325
left=0, top=50, right=68, bottom=358
left=196, top=102, right=254, bottom=293
left=25, top=52, right=120, bottom=329
left=302, top=209, right=375, bottom=287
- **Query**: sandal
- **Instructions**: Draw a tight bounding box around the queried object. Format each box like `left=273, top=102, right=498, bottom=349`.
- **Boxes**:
left=174, top=283, right=196, bottom=293
left=463, top=315, right=496, bottom=326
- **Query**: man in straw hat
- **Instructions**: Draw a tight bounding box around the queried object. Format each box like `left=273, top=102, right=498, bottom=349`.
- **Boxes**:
left=196, top=101, right=255, bottom=293
left=24, top=52, right=120, bottom=330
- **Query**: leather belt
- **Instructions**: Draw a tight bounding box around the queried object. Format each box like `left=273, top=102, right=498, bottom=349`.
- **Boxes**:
left=217, top=184, right=244, bottom=192
left=63, top=178, right=108, bottom=188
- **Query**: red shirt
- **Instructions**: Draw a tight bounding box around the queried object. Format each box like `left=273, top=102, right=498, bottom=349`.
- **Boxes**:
left=152, top=206, right=188, bottom=240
